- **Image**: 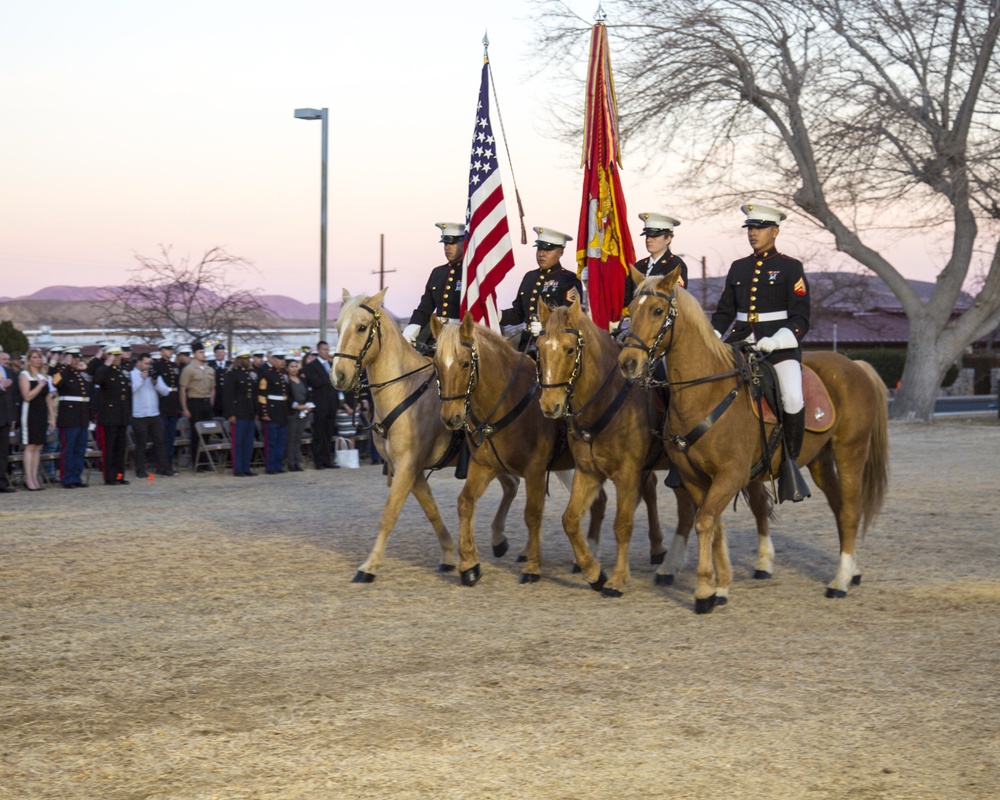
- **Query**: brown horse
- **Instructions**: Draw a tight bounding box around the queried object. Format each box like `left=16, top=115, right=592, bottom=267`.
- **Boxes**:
left=535, top=299, right=693, bottom=597
left=431, top=313, right=667, bottom=586
left=331, top=289, right=519, bottom=582
left=619, top=267, right=890, bottom=612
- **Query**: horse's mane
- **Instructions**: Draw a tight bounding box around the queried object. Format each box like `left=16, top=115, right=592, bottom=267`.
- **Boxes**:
left=637, top=278, right=731, bottom=360
left=336, top=293, right=367, bottom=329
left=437, top=319, right=518, bottom=366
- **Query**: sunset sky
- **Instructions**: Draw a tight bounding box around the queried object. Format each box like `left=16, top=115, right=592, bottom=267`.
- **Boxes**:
left=1, top=0, right=947, bottom=316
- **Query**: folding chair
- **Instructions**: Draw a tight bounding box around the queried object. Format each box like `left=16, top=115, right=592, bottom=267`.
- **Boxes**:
left=7, top=429, right=24, bottom=486
left=252, top=419, right=266, bottom=467
left=192, top=420, right=231, bottom=472
left=174, top=417, right=192, bottom=468
left=39, top=430, right=62, bottom=484
left=84, top=427, right=103, bottom=485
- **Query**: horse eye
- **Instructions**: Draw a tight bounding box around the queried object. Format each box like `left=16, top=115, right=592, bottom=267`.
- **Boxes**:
left=566, top=347, right=575, bottom=355
left=357, top=324, right=367, bottom=332
left=462, top=361, right=470, bottom=370
left=652, top=307, right=664, bottom=317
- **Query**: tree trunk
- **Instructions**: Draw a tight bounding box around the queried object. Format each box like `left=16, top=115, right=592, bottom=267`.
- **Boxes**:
left=889, top=329, right=954, bottom=422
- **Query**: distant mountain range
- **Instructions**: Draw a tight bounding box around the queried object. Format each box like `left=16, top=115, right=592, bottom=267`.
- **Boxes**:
left=0, top=285, right=409, bottom=329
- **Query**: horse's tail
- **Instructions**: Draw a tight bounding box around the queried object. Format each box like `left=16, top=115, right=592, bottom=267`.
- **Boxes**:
left=855, top=360, right=890, bottom=534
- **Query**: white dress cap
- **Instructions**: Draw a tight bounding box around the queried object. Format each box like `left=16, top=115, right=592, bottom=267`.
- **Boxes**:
left=741, top=201, right=787, bottom=228
left=532, top=226, right=573, bottom=249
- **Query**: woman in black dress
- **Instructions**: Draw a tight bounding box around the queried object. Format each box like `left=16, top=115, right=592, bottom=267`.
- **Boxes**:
left=18, top=349, right=55, bottom=491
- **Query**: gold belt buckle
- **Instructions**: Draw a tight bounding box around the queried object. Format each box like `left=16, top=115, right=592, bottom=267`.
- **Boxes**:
left=748, top=312, right=759, bottom=323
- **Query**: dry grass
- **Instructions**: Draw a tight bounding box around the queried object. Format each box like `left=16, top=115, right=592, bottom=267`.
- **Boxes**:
left=2, top=419, right=999, bottom=799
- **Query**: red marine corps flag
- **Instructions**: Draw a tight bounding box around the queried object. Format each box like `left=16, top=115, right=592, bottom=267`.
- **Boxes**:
left=576, top=16, right=635, bottom=331
left=460, top=38, right=520, bottom=329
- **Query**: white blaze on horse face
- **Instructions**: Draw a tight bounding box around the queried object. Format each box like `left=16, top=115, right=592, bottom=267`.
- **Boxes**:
left=439, top=347, right=456, bottom=372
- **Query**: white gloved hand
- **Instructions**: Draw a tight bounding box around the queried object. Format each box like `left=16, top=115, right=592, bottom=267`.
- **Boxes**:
left=714, top=329, right=723, bottom=339
left=402, top=324, right=421, bottom=345
left=529, top=319, right=542, bottom=336
left=580, top=267, right=589, bottom=281
left=756, top=327, right=797, bottom=353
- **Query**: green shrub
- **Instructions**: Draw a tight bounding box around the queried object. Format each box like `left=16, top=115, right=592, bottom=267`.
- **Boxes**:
left=0, top=320, right=29, bottom=356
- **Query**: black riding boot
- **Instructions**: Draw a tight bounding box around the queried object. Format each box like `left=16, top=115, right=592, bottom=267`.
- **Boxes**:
left=778, top=409, right=811, bottom=503
left=663, top=460, right=683, bottom=488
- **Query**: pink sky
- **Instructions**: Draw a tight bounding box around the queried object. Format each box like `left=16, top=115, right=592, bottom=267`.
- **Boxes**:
left=0, top=1, right=949, bottom=318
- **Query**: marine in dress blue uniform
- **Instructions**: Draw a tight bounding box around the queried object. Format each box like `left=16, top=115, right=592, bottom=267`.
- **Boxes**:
left=258, top=351, right=289, bottom=474
left=152, top=341, right=182, bottom=475
left=403, top=222, right=466, bottom=348
left=225, top=348, right=258, bottom=477
left=711, top=201, right=811, bottom=502
left=52, top=347, right=91, bottom=488
left=500, top=227, right=583, bottom=351
left=93, top=344, right=133, bottom=486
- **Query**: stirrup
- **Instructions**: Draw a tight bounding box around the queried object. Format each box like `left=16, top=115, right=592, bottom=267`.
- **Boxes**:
left=778, top=458, right=811, bottom=503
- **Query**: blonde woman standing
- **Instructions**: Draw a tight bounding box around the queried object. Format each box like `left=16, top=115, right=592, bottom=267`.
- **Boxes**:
left=18, top=349, right=55, bottom=490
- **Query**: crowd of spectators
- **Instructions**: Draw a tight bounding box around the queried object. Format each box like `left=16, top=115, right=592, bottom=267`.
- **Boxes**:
left=0, top=339, right=381, bottom=491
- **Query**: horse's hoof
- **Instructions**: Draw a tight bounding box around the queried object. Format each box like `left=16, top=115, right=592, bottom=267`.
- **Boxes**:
left=492, top=538, right=510, bottom=559
left=753, top=570, right=772, bottom=580
left=715, top=595, right=728, bottom=606
left=650, top=552, right=665, bottom=565
left=571, top=563, right=583, bottom=574
left=519, top=572, right=540, bottom=584
left=654, top=573, right=674, bottom=586
left=825, top=588, right=847, bottom=599
left=516, top=554, right=528, bottom=563
left=460, top=564, right=482, bottom=587
left=589, top=570, right=608, bottom=592
left=351, top=571, right=376, bottom=584
left=601, top=587, right=623, bottom=598
left=694, top=594, right=717, bottom=614
left=438, top=563, right=456, bottom=573
left=851, top=574, right=862, bottom=586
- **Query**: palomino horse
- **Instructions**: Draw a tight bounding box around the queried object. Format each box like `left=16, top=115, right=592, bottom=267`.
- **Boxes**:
left=535, top=299, right=692, bottom=597
left=431, top=313, right=667, bottom=586
left=331, top=289, right=519, bottom=582
left=619, top=267, right=890, bottom=612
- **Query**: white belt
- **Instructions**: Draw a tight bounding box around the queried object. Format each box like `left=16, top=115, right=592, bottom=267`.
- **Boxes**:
left=266, top=394, right=286, bottom=401
left=168, top=387, right=178, bottom=392
left=736, top=311, right=788, bottom=323
left=59, top=396, right=88, bottom=402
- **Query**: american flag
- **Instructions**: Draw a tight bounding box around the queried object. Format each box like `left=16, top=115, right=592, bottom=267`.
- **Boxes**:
left=460, top=57, right=515, bottom=329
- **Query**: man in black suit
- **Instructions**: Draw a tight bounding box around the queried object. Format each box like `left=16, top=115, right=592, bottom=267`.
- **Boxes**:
left=0, top=346, right=17, bottom=492
left=303, top=340, right=339, bottom=469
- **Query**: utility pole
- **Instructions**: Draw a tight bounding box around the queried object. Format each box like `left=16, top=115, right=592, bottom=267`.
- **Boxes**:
left=372, top=233, right=396, bottom=290
left=701, top=255, right=708, bottom=309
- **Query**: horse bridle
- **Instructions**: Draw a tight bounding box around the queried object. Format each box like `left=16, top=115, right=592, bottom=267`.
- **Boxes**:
left=333, top=302, right=383, bottom=392
left=437, top=337, right=537, bottom=449
left=536, top=325, right=586, bottom=415
left=621, top=288, right=679, bottom=373
left=334, top=302, right=434, bottom=438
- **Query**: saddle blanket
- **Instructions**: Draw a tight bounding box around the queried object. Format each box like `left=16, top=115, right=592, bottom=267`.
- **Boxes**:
left=750, top=365, right=836, bottom=433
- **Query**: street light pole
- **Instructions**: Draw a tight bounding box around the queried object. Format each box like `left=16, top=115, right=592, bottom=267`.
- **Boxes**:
left=294, top=107, right=329, bottom=341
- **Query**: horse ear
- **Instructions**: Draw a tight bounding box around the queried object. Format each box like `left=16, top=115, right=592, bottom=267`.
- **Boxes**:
left=568, top=296, right=582, bottom=324
left=659, top=263, right=683, bottom=294
left=429, top=315, right=443, bottom=339
left=630, top=266, right=646, bottom=287
left=460, top=312, right=474, bottom=338
left=342, top=288, right=352, bottom=301
left=368, top=287, right=388, bottom=309
left=537, top=301, right=552, bottom=325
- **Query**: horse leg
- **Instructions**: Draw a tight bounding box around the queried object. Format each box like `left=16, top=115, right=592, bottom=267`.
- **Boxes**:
left=409, top=472, right=457, bottom=574
left=712, top=519, right=733, bottom=605
left=455, top=463, right=496, bottom=586
left=641, top=471, right=667, bottom=564
left=747, top=481, right=775, bottom=579
left=517, top=468, right=548, bottom=584
left=691, top=480, right=741, bottom=613
left=489, top=474, right=519, bottom=559
left=808, top=445, right=863, bottom=598
left=655, top=486, right=695, bottom=586
left=586, top=486, right=608, bottom=561
left=353, top=468, right=419, bottom=582
left=561, top=471, right=607, bottom=590
left=602, top=473, right=642, bottom=598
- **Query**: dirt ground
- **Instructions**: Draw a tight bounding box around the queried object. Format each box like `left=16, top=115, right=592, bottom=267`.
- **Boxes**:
left=1, top=418, right=998, bottom=800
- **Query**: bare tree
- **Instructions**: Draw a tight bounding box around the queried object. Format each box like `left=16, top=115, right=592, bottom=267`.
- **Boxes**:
left=535, top=0, right=1000, bottom=420
left=97, top=246, right=274, bottom=347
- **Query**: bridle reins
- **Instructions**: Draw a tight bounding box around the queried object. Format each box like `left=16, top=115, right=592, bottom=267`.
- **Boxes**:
left=334, top=302, right=433, bottom=438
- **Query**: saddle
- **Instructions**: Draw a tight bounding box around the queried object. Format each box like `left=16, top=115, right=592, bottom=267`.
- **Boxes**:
left=749, top=362, right=835, bottom=433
